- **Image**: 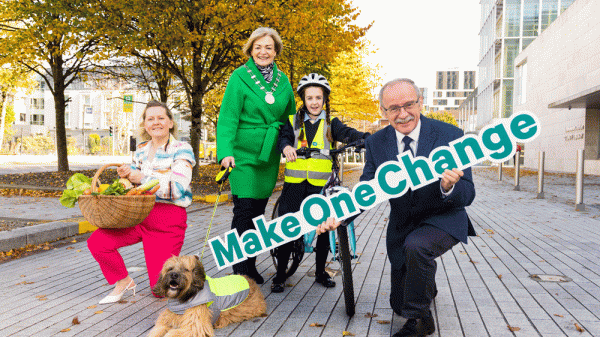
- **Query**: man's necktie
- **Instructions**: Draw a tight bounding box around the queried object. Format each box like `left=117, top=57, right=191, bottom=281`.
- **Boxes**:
left=402, top=136, right=414, bottom=156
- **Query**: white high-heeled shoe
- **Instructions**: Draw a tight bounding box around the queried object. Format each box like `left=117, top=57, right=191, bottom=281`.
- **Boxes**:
left=99, top=279, right=136, bottom=304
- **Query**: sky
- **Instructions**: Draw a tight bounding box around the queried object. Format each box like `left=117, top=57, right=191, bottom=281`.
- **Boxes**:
left=350, top=0, right=481, bottom=101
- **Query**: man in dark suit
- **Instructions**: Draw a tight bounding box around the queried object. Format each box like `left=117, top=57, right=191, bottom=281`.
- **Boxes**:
left=317, top=78, right=476, bottom=336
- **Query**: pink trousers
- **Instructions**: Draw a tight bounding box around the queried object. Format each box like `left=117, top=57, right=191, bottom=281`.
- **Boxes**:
left=87, top=203, right=187, bottom=290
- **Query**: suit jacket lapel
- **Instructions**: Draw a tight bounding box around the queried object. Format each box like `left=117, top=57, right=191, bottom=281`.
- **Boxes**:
left=384, top=125, right=399, bottom=162
left=416, top=116, right=436, bottom=157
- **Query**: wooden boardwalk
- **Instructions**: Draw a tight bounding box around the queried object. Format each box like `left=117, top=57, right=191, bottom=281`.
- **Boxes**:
left=1, top=170, right=600, bottom=336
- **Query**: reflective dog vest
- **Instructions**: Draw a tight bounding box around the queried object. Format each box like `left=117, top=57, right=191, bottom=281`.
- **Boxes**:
left=167, top=275, right=250, bottom=325
left=284, top=114, right=334, bottom=186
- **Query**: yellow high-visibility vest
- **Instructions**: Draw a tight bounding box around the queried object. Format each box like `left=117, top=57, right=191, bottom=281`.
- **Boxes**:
left=284, top=114, right=334, bottom=186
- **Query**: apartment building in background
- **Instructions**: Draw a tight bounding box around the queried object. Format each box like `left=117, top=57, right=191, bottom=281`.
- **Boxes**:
left=477, top=0, right=575, bottom=130
left=430, top=69, right=476, bottom=113
left=11, top=75, right=193, bottom=153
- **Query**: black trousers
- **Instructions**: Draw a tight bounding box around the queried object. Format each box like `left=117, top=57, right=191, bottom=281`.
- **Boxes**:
left=389, top=225, right=458, bottom=319
left=230, top=195, right=269, bottom=275
left=274, top=181, right=329, bottom=283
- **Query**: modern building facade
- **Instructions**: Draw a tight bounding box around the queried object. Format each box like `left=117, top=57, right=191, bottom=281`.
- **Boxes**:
left=458, top=88, right=478, bottom=133
left=477, top=0, right=575, bottom=129
left=514, top=0, right=600, bottom=174
left=430, top=69, right=476, bottom=112
left=11, top=76, right=192, bottom=153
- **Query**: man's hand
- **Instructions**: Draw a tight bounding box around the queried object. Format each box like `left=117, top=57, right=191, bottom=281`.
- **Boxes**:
left=283, top=145, right=297, bottom=162
left=315, top=217, right=342, bottom=235
left=441, top=168, right=464, bottom=193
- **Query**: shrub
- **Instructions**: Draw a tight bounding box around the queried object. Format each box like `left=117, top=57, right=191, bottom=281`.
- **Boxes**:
left=21, top=135, right=54, bottom=155
left=88, top=134, right=102, bottom=154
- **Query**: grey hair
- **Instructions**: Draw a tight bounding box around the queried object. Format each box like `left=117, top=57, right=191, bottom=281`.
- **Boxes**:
left=378, top=78, right=422, bottom=108
left=242, top=27, right=283, bottom=58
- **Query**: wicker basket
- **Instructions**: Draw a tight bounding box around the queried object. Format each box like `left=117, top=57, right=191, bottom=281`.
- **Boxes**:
left=78, top=163, right=156, bottom=229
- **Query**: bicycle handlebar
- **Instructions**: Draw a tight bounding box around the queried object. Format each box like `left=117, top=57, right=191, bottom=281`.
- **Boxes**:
left=295, top=139, right=365, bottom=158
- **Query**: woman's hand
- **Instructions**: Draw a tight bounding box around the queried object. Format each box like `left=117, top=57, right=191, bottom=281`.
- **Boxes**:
left=315, top=217, right=342, bottom=235
left=116, top=164, right=131, bottom=178
left=221, top=156, right=235, bottom=168
left=127, top=170, right=144, bottom=185
left=283, top=145, right=297, bottom=162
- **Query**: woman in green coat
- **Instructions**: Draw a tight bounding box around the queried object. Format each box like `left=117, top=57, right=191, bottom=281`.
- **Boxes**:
left=217, top=27, right=296, bottom=284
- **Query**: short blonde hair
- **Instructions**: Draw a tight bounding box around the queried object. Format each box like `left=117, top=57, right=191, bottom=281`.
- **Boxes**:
left=242, top=27, right=283, bottom=58
left=138, top=100, right=178, bottom=141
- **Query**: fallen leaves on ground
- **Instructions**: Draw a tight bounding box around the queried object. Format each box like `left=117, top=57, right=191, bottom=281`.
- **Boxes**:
left=309, top=323, right=325, bottom=327
left=342, top=332, right=355, bottom=336
left=60, top=328, right=71, bottom=332
left=72, top=317, right=80, bottom=325
left=94, top=310, right=103, bottom=314
left=554, top=314, right=564, bottom=317
left=87, top=305, right=97, bottom=309
left=15, top=280, right=34, bottom=285
left=364, top=312, right=378, bottom=318
left=507, top=325, right=521, bottom=332
left=1, top=242, right=53, bottom=262
left=498, top=274, right=503, bottom=279
left=575, top=323, right=584, bottom=332
left=377, top=320, right=391, bottom=324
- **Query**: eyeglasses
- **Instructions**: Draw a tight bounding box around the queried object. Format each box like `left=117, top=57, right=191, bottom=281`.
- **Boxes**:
left=382, top=100, right=420, bottom=114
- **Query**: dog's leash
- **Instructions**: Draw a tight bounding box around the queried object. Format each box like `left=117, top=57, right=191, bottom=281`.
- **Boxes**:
left=199, top=166, right=232, bottom=262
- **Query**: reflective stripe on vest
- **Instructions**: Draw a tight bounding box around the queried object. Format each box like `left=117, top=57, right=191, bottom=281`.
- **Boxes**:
left=284, top=114, right=333, bottom=186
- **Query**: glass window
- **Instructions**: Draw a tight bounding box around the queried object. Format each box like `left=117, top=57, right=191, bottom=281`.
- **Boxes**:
left=436, top=72, right=444, bottom=89
left=20, top=113, right=26, bottom=122
left=515, top=62, right=527, bottom=105
left=523, top=0, right=540, bottom=37
left=30, top=98, right=44, bottom=110
left=503, top=80, right=514, bottom=118
left=447, top=72, right=458, bottom=90
left=434, top=99, right=448, bottom=106
left=522, top=38, right=535, bottom=50
left=65, top=111, right=70, bottom=127
left=561, top=0, right=575, bottom=13
left=505, top=0, right=521, bottom=37
left=30, top=114, right=44, bottom=125
left=541, top=0, right=558, bottom=31
left=504, top=39, right=519, bottom=78
left=464, top=71, right=476, bottom=90
left=455, top=99, right=464, bottom=106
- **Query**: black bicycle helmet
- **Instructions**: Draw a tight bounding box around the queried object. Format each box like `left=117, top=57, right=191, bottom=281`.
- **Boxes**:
left=297, top=73, right=331, bottom=95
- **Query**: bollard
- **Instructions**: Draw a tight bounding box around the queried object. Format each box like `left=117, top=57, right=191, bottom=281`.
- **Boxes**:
left=536, top=151, right=545, bottom=199
left=498, top=162, right=503, bottom=181
left=575, top=149, right=585, bottom=211
left=514, top=151, right=521, bottom=191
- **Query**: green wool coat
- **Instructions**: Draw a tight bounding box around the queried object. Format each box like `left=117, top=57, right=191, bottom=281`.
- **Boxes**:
left=217, top=59, right=296, bottom=199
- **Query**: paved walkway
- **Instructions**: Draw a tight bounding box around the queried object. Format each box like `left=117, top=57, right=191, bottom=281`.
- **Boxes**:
left=0, top=167, right=599, bottom=336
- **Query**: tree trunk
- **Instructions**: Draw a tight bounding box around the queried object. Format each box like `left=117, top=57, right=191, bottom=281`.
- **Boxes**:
left=51, top=55, right=69, bottom=171
left=190, top=48, right=204, bottom=178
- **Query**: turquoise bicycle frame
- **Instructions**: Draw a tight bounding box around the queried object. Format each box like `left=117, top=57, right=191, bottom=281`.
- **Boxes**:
left=303, top=221, right=357, bottom=261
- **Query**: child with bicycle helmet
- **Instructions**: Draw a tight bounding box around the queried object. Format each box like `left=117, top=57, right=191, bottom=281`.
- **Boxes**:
left=272, top=73, right=370, bottom=293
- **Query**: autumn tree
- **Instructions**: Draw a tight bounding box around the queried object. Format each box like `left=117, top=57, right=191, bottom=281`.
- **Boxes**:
left=97, top=0, right=368, bottom=175
left=328, top=42, right=381, bottom=130
left=0, top=0, right=110, bottom=171
left=425, top=110, right=459, bottom=127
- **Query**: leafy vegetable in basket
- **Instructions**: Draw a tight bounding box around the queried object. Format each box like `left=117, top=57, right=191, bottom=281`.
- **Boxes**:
left=60, top=173, right=92, bottom=208
left=95, top=179, right=128, bottom=196
left=126, top=179, right=160, bottom=195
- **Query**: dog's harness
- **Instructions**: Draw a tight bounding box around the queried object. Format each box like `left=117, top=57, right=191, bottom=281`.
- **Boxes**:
left=167, top=275, right=250, bottom=325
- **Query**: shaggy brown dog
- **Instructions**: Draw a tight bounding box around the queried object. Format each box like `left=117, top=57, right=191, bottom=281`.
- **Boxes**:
left=148, top=255, right=266, bottom=337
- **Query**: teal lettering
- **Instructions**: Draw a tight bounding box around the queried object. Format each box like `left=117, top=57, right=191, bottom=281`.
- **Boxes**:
left=330, top=191, right=357, bottom=218
left=281, top=215, right=301, bottom=238
left=453, top=136, right=485, bottom=166
left=431, top=148, right=458, bottom=174
left=254, top=216, right=283, bottom=249
left=401, top=154, right=434, bottom=187
left=210, top=231, right=243, bottom=267
left=377, top=162, right=407, bottom=195
left=302, top=196, right=331, bottom=227
left=354, top=183, right=376, bottom=208
left=511, top=113, right=538, bottom=140
left=241, top=231, right=263, bottom=255
left=482, top=124, right=513, bottom=160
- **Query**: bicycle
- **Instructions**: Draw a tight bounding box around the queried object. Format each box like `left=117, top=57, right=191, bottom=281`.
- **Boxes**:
left=270, top=139, right=364, bottom=316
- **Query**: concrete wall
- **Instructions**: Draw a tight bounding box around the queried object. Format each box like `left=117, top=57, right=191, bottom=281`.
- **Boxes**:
left=514, top=0, right=600, bottom=174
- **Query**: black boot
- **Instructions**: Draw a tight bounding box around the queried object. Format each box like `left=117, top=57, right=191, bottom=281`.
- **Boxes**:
left=315, top=271, right=336, bottom=288
left=393, top=311, right=435, bottom=337
left=245, top=257, right=264, bottom=284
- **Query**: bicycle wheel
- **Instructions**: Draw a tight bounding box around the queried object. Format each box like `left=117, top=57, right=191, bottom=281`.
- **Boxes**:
left=269, top=197, right=305, bottom=278
left=337, top=225, right=355, bottom=316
